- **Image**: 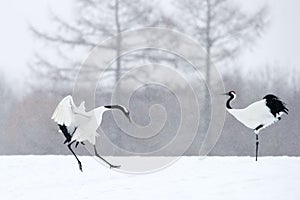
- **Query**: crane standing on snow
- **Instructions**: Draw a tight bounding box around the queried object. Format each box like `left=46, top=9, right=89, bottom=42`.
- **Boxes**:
left=51, top=95, right=131, bottom=171
left=224, top=91, right=288, bottom=161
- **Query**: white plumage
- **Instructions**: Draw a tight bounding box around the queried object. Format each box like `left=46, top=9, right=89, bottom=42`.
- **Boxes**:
left=71, top=106, right=109, bottom=145
left=224, top=91, right=288, bottom=161
left=51, top=95, right=131, bottom=171
left=52, top=95, right=76, bottom=127
left=227, top=99, right=280, bottom=134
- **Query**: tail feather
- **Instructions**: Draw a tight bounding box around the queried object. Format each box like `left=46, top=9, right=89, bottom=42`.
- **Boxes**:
left=263, top=94, right=288, bottom=117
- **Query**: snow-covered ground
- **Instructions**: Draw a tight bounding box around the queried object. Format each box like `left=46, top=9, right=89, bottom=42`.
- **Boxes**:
left=1, top=156, right=299, bottom=200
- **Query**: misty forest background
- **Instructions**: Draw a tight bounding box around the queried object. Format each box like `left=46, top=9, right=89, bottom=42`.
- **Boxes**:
left=0, top=0, right=299, bottom=156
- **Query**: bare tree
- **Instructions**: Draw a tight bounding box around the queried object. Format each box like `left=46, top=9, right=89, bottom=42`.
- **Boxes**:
left=29, top=0, right=164, bottom=93
left=0, top=73, right=15, bottom=134
left=174, top=0, right=268, bottom=114
left=176, top=0, right=268, bottom=77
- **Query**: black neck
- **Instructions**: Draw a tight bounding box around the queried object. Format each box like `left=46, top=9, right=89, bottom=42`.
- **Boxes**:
left=226, top=94, right=235, bottom=109
left=104, top=105, right=128, bottom=115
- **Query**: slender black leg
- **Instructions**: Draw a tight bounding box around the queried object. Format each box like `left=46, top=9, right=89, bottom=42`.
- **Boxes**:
left=75, top=142, right=85, bottom=148
left=94, top=145, right=120, bottom=169
left=75, top=142, right=80, bottom=148
left=256, top=134, right=259, bottom=161
left=68, top=141, right=83, bottom=172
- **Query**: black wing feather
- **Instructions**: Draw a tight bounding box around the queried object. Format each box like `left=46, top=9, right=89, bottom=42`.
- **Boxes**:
left=263, top=94, right=289, bottom=117
left=58, top=124, right=72, bottom=144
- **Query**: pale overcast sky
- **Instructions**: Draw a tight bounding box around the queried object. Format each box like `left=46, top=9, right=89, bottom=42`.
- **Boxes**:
left=0, top=0, right=299, bottom=93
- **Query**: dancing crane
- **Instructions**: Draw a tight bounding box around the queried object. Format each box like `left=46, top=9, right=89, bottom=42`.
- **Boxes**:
left=51, top=95, right=131, bottom=171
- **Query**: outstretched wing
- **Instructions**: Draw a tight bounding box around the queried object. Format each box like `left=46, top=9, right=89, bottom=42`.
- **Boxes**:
left=51, top=95, right=76, bottom=126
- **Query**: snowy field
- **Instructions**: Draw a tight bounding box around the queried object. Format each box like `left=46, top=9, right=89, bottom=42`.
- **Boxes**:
left=1, top=156, right=300, bottom=200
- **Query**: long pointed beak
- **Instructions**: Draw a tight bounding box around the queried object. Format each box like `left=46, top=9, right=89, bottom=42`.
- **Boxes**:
left=221, top=93, right=229, bottom=96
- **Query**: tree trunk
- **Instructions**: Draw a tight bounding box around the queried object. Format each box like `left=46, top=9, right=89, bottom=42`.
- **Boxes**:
left=115, top=0, right=122, bottom=84
left=203, top=0, right=212, bottom=134
left=205, top=0, right=211, bottom=89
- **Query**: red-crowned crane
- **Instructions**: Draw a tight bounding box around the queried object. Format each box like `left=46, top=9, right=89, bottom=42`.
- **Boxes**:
left=224, top=91, right=288, bottom=161
left=51, top=95, right=131, bottom=171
